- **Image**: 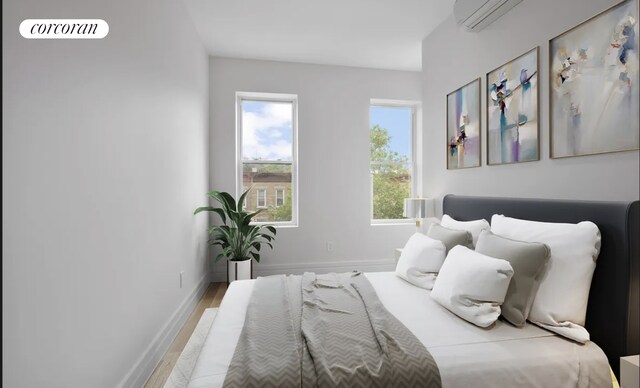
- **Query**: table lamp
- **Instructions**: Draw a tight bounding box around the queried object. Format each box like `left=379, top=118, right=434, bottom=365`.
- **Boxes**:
left=403, top=198, right=431, bottom=231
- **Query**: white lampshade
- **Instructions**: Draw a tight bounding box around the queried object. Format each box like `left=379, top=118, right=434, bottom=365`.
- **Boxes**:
left=403, top=198, right=429, bottom=219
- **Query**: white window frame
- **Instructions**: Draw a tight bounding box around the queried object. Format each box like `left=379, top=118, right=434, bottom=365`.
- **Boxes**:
left=236, top=92, right=299, bottom=227
left=369, top=99, right=422, bottom=225
left=275, top=188, right=285, bottom=207
left=256, top=189, right=267, bottom=208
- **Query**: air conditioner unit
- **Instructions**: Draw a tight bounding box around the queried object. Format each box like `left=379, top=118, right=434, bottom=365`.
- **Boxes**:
left=454, top=0, right=524, bottom=32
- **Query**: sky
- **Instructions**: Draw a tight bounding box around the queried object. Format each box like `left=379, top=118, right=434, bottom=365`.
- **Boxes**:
left=241, top=101, right=412, bottom=160
left=370, top=105, right=412, bottom=158
left=242, top=100, right=293, bottom=161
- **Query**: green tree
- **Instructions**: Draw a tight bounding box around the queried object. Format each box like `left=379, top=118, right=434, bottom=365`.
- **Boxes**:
left=243, top=163, right=291, bottom=173
left=370, top=125, right=410, bottom=220
left=266, top=189, right=292, bottom=221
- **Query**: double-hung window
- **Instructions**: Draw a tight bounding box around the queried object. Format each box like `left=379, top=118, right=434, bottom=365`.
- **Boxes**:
left=256, top=189, right=267, bottom=208
left=275, top=188, right=285, bottom=207
left=370, top=100, right=419, bottom=223
left=237, top=92, right=298, bottom=225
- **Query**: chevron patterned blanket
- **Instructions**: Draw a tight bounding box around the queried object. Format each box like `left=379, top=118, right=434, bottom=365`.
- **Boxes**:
left=223, top=272, right=441, bottom=388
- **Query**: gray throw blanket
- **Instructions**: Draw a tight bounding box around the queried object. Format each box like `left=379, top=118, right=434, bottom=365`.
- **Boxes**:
left=223, top=272, right=441, bottom=388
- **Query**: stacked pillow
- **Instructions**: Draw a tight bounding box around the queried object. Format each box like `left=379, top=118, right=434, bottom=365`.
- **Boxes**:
left=490, top=215, right=601, bottom=343
left=398, top=215, right=508, bottom=327
left=426, top=223, right=472, bottom=252
left=440, top=214, right=490, bottom=247
left=395, top=233, right=446, bottom=289
left=430, top=245, right=514, bottom=327
left=396, top=213, right=601, bottom=340
left=474, top=230, right=550, bottom=327
left=396, top=214, right=483, bottom=289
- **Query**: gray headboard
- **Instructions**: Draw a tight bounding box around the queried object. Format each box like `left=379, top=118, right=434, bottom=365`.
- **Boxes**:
left=442, top=194, right=639, bottom=377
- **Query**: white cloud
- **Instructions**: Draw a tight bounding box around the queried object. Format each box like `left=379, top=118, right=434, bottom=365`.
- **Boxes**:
left=242, top=102, right=293, bottom=161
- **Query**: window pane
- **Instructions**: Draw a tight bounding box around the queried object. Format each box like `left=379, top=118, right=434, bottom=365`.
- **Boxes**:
left=370, top=106, right=412, bottom=160
left=371, top=164, right=411, bottom=220
left=241, top=100, right=293, bottom=161
left=370, top=105, right=413, bottom=220
left=242, top=163, right=292, bottom=222
left=275, top=189, right=285, bottom=207
left=257, top=189, right=266, bottom=208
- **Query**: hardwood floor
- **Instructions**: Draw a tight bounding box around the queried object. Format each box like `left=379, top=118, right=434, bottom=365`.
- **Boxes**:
left=143, top=282, right=228, bottom=388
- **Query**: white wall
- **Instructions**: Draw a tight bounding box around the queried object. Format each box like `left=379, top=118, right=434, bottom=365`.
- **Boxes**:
left=422, top=0, right=640, bottom=212
left=2, top=1, right=209, bottom=387
left=209, top=57, right=422, bottom=279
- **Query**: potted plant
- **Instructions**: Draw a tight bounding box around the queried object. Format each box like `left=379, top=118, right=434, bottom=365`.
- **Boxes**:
left=194, top=189, right=276, bottom=282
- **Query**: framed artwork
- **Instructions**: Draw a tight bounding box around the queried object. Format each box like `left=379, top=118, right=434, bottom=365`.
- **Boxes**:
left=550, top=0, right=639, bottom=158
left=447, top=78, right=481, bottom=169
left=486, top=47, right=540, bottom=165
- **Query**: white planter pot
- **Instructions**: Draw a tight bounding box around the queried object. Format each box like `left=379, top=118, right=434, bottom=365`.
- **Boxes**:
left=227, top=259, right=253, bottom=283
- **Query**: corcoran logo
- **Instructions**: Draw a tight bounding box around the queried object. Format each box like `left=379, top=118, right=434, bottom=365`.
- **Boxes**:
left=19, top=19, right=109, bottom=39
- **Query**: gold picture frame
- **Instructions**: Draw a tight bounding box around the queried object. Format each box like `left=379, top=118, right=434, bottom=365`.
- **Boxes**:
left=486, top=47, right=540, bottom=166
left=549, top=0, right=639, bottom=159
left=446, top=78, right=481, bottom=170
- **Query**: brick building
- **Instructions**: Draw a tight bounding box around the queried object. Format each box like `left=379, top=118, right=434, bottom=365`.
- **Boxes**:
left=242, top=171, right=291, bottom=222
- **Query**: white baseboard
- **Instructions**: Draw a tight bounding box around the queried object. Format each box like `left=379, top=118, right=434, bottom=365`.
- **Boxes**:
left=211, top=258, right=396, bottom=282
left=117, top=273, right=210, bottom=388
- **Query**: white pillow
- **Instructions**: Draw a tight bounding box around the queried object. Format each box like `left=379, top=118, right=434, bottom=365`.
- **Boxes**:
left=395, top=233, right=446, bottom=289
left=441, top=214, right=490, bottom=247
left=430, top=245, right=514, bottom=327
left=490, top=215, right=601, bottom=343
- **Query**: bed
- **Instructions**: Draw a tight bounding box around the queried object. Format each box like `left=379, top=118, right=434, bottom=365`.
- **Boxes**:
left=187, top=195, right=639, bottom=388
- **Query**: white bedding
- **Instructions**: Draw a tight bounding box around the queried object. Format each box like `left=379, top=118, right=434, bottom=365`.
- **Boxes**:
left=187, top=272, right=611, bottom=388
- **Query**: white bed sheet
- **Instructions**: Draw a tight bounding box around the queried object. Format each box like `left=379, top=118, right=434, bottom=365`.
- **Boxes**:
left=187, top=272, right=611, bottom=388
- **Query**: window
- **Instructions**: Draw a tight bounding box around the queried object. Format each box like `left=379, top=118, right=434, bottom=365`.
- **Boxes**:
left=275, top=188, right=285, bottom=207
left=370, top=100, right=418, bottom=223
left=237, top=92, right=298, bottom=225
left=256, top=189, right=267, bottom=208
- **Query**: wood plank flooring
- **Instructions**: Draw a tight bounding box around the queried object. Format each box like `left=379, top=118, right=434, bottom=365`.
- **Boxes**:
left=143, top=282, right=228, bottom=388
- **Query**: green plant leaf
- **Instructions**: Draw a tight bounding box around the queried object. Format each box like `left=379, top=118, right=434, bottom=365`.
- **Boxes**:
left=237, top=187, right=251, bottom=211
left=208, top=191, right=233, bottom=215
left=259, top=233, right=273, bottom=241
left=217, top=191, right=237, bottom=212
left=194, top=206, right=216, bottom=215
left=228, top=210, right=244, bottom=228
left=197, top=190, right=278, bottom=265
left=194, top=206, right=228, bottom=225
left=241, top=210, right=263, bottom=228
left=222, top=246, right=233, bottom=257
left=210, top=208, right=227, bottom=224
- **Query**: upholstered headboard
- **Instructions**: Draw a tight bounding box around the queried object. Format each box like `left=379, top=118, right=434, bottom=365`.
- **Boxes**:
left=442, top=195, right=639, bottom=377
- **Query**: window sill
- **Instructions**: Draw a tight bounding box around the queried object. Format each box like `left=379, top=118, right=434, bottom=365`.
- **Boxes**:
left=273, top=224, right=298, bottom=228
left=251, top=222, right=298, bottom=228
left=371, top=220, right=414, bottom=226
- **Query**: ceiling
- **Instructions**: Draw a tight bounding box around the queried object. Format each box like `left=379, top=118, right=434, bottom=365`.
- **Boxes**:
left=183, top=0, right=455, bottom=71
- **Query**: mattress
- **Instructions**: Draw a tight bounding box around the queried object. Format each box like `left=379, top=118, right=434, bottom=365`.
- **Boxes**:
left=187, top=272, right=612, bottom=388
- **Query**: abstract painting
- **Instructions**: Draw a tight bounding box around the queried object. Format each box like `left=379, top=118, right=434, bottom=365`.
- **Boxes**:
left=487, top=47, right=539, bottom=165
left=550, top=0, right=639, bottom=158
left=447, top=78, right=481, bottom=169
